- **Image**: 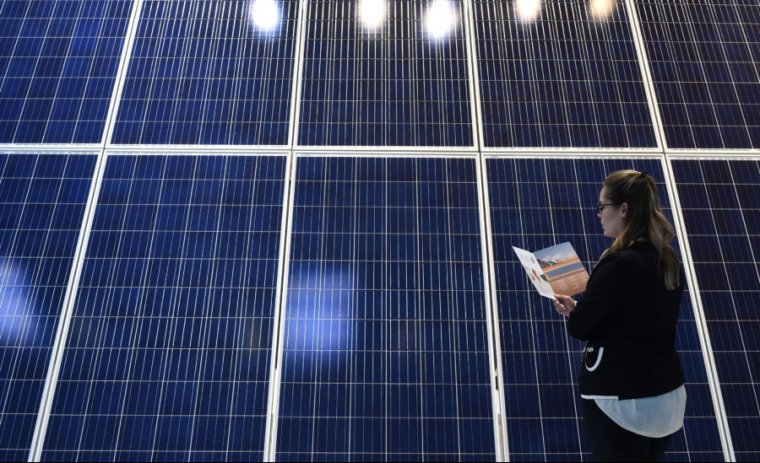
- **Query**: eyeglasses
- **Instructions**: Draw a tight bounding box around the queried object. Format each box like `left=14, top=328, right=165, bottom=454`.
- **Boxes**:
left=595, top=202, right=621, bottom=214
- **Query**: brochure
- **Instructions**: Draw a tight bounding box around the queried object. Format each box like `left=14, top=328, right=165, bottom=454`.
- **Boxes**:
left=512, top=242, right=590, bottom=299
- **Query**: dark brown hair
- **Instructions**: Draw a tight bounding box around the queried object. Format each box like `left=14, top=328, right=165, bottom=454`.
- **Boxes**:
left=602, top=170, right=681, bottom=290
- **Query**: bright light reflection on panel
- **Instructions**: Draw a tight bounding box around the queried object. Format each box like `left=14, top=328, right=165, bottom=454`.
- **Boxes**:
left=514, top=0, right=541, bottom=22
left=589, top=0, right=615, bottom=21
left=249, top=0, right=280, bottom=32
left=473, top=0, right=656, bottom=148
left=0, top=260, right=32, bottom=343
left=113, top=0, right=298, bottom=145
left=40, top=155, right=285, bottom=461
left=0, top=154, right=96, bottom=462
left=358, top=0, right=387, bottom=31
left=426, top=0, right=457, bottom=39
left=276, top=157, right=496, bottom=460
left=298, top=0, right=472, bottom=146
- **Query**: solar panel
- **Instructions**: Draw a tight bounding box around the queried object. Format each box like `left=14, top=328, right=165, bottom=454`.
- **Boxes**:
left=40, top=155, right=285, bottom=461
left=673, top=159, right=760, bottom=460
left=0, top=1, right=132, bottom=144
left=112, top=0, right=299, bottom=145
left=297, top=0, right=473, bottom=147
left=275, top=157, right=495, bottom=460
left=0, top=153, right=96, bottom=461
left=486, top=158, right=724, bottom=460
left=636, top=1, right=760, bottom=149
left=472, top=0, right=656, bottom=148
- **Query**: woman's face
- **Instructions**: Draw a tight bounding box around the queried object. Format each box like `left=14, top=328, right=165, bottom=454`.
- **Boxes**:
left=598, top=187, right=627, bottom=238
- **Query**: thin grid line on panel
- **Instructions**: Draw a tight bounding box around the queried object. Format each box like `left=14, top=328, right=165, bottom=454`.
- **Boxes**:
left=672, top=159, right=760, bottom=460
left=636, top=0, right=760, bottom=149
left=38, top=155, right=285, bottom=461
left=274, top=157, right=495, bottom=460
left=472, top=0, right=656, bottom=149
left=0, top=1, right=133, bottom=144
left=297, top=0, right=474, bottom=147
left=0, top=154, right=96, bottom=462
left=486, top=158, right=725, bottom=461
left=112, top=0, right=299, bottom=146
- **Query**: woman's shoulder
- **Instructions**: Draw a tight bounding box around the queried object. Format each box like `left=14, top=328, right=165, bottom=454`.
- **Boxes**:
left=598, top=243, right=656, bottom=271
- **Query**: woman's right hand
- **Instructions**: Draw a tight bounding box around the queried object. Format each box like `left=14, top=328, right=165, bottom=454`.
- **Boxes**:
left=553, top=294, right=576, bottom=318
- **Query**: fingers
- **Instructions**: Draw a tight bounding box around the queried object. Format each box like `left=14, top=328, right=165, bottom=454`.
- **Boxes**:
left=552, top=295, right=575, bottom=318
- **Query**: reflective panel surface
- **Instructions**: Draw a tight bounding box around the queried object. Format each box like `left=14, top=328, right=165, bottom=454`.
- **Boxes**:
left=673, top=159, right=760, bottom=461
left=0, top=154, right=96, bottom=461
left=637, top=1, right=760, bottom=149
left=473, top=0, right=656, bottom=148
left=487, top=158, right=723, bottom=461
left=42, top=155, right=285, bottom=461
left=276, top=157, right=495, bottom=460
left=113, top=0, right=299, bottom=145
left=298, top=0, right=473, bottom=147
left=0, top=1, right=132, bottom=143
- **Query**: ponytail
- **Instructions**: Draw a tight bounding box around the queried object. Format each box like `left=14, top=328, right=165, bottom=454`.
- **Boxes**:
left=601, top=170, right=681, bottom=290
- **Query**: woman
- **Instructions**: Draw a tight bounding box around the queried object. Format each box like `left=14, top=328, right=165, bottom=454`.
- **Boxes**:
left=553, top=170, right=686, bottom=462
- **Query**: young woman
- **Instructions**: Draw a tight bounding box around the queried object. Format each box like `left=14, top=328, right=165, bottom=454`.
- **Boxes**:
left=553, top=170, right=686, bottom=462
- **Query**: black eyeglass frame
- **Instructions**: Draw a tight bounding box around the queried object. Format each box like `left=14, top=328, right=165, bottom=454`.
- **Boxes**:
left=595, top=202, right=622, bottom=214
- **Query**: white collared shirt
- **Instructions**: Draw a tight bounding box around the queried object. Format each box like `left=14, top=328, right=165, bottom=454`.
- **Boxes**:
left=584, top=385, right=687, bottom=438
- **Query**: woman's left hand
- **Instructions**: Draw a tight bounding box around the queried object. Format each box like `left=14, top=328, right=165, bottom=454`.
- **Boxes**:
left=553, top=294, right=576, bottom=318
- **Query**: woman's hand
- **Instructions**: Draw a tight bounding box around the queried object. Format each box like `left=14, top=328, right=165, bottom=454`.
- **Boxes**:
left=553, top=294, right=576, bottom=318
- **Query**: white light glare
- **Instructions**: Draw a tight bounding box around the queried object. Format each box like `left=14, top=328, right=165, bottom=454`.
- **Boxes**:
left=426, top=0, right=456, bottom=39
left=589, top=0, right=615, bottom=20
left=249, top=0, right=280, bottom=32
left=515, top=0, right=541, bottom=22
left=358, top=0, right=387, bottom=31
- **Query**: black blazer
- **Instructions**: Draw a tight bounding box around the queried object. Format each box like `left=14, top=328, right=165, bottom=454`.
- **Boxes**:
left=567, top=242, right=684, bottom=399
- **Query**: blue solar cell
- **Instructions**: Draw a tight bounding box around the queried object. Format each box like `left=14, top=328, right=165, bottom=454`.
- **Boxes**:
left=487, top=158, right=723, bottom=460
left=637, top=1, right=760, bottom=149
left=112, top=0, right=299, bottom=145
left=41, top=155, right=285, bottom=461
left=297, top=1, right=473, bottom=147
left=275, top=157, right=495, bottom=460
left=472, top=0, right=656, bottom=148
left=673, top=159, right=760, bottom=461
left=0, top=154, right=96, bottom=461
left=0, top=1, right=132, bottom=144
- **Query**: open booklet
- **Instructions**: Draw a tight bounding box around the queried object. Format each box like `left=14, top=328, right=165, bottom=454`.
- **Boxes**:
left=512, top=242, right=590, bottom=299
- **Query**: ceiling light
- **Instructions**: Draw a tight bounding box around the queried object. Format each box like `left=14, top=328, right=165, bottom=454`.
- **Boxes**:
left=515, top=0, right=541, bottom=22
left=589, top=0, right=615, bottom=21
left=249, top=0, right=280, bottom=33
left=426, top=0, right=456, bottom=40
left=358, top=0, right=387, bottom=31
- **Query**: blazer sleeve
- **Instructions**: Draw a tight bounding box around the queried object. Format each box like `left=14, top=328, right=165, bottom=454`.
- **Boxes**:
left=566, top=252, right=631, bottom=341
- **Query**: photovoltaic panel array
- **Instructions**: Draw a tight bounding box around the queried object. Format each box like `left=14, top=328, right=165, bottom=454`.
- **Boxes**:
left=673, top=159, right=760, bottom=461
left=0, top=1, right=132, bottom=144
left=472, top=0, right=656, bottom=148
left=0, top=154, right=95, bottom=461
left=298, top=1, right=473, bottom=147
left=636, top=1, right=760, bottom=149
left=112, top=0, right=299, bottom=145
left=276, top=157, right=495, bottom=461
left=41, top=155, right=285, bottom=461
left=486, top=158, right=723, bottom=461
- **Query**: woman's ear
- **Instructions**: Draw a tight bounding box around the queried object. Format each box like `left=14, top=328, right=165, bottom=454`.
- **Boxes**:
left=620, top=202, right=629, bottom=217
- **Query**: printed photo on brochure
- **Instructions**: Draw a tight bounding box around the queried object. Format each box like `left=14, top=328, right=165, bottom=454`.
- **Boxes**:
left=512, top=242, right=590, bottom=299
